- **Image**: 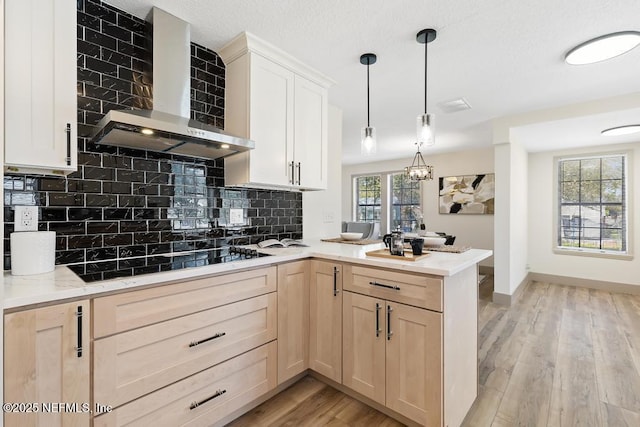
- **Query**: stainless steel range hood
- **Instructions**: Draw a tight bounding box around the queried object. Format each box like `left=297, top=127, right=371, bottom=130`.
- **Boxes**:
left=90, top=8, right=253, bottom=158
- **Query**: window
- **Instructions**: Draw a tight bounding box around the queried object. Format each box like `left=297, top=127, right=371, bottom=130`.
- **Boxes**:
left=557, top=153, right=627, bottom=253
left=355, top=175, right=382, bottom=222
left=391, top=173, right=421, bottom=232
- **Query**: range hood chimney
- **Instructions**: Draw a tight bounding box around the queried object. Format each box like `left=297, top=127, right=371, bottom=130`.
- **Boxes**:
left=90, top=7, right=254, bottom=159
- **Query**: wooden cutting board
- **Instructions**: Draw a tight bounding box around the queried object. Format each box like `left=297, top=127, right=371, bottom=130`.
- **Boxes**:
left=365, top=248, right=430, bottom=262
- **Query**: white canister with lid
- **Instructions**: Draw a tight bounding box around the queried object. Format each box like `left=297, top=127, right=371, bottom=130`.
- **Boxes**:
left=10, top=231, right=56, bottom=276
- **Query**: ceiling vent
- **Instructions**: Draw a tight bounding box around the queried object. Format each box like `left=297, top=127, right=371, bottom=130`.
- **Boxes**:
left=438, top=97, right=472, bottom=113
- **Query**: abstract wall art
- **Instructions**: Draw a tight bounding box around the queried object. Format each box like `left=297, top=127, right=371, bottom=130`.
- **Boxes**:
left=439, top=174, right=495, bottom=214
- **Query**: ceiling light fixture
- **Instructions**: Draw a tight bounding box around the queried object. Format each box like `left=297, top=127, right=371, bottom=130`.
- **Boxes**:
left=416, top=28, right=437, bottom=146
left=406, top=28, right=436, bottom=182
left=405, top=141, right=434, bottom=181
left=141, top=128, right=154, bottom=135
left=360, top=53, right=377, bottom=156
left=565, top=31, right=640, bottom=65
left=601, top=124, right=640, bottom=136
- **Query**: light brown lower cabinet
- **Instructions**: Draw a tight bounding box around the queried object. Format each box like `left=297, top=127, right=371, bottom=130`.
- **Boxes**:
left=343, top=291, right=442, bottom=426
left=276, top=261, right=310, bottom=384
left=4, top=300, right=90, bottom=427
left=91, top=266, right=279, bottom=425
left=308, top=260, right=342, bottom=383
left=94, top=341, right=277, bottom=427
left=94, top=293, right=277, bottom=408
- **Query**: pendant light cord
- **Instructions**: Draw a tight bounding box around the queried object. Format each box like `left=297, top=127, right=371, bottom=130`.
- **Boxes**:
left=366, top=60, right=371, bottom=127
left=424, top=38, right=428, bottom=114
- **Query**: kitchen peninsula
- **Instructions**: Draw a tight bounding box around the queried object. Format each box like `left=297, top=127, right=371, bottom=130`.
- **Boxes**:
left=3, top=241, right=491, bottom=427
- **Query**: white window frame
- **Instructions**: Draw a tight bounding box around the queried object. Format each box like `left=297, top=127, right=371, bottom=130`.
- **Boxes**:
left=352, top=171, right=423, bottom=235
left=552, top=150, right=633, bottom=260
left=353, top=174, right=382, bottom=223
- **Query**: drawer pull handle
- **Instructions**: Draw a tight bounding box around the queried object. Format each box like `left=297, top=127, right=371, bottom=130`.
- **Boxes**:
left=65, top=123, right=72, bottom=166
left=369, top=281, right=401, bottom=291
left=75, top=306, right=83, bottom=358
left=387, top=305, right=393, bottom=341
left=375, top=303, right=382, bottom=337
left=333, top=266, right=340, bottom=296
left=189, top=332, right=226, bottom=348
left=189, top=389, right=227, bottom=410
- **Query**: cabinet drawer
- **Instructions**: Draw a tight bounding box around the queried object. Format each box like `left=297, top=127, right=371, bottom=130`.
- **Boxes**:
left=93, top=266, right=277, bottom=338
left=343, top=264, right=442, bottom=311
left=94, top=341, right=277, bottom=427
left=94, top=293, right=277, bottom=408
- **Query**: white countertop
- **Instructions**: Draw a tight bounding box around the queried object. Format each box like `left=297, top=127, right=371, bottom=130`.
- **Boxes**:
left=3, top=240, right=492, bottom=310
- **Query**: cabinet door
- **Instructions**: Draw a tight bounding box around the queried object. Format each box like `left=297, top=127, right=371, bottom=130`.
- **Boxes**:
left=294, top=75, right=328, bottom=190
left=248, top=53, right=295, bottom=187
left=4, top=0, right=77, bottom=175
left=342, top=291, right=385, bottom=405
left=277, top=261, right=310, bottom=383
left=386, top=302, right=442, bottom=426
left=309, top=260, right=342, bottom=382
left=4, top=301, right=90, bottom=427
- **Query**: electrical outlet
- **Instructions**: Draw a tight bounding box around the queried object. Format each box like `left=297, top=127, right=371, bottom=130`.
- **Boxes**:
left=14, top=206, right=39, bottom=232
left=229, top=208, right=244, bottom=225
left=323, top=211, right=335, bottom=223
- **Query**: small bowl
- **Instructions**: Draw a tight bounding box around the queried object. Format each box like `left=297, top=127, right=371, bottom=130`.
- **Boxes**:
left=340, top=232, right=363, bottom=241
left=423, top=237, right=446, bottom=246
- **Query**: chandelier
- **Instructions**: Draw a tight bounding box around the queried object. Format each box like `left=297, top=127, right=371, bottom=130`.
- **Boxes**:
left=405, top=141, right=433, bottom=181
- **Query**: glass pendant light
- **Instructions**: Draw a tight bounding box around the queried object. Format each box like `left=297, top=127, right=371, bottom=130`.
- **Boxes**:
left=360, top=53, right=377, bottom=155
left=416, top=29, right=437, bottom=146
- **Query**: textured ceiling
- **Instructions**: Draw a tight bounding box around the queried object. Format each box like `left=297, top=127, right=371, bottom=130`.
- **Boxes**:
left=106, top=0, right=640, bottom=164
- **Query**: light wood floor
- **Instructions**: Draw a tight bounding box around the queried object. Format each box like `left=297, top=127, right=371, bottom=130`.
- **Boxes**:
left=228, top=277, right=640, bottom=426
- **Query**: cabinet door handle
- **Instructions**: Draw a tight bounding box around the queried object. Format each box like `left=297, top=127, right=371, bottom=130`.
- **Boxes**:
left=65, top=123, right=72, bottom=166
left=75, top=306, right=83, bottom=358
left=375, top=303, right=382, bottom=337
left=297, top=162, right=301, bottom=185
left=387, top=304, right=393, bottom=340
left=290, top=161, right=295, bottom=184
left=189, top=332, right=226, bottom=348
left=369, top=281, right=401, bottom=291
left=333, top=266, right=340, bottom=296
left=189, top=389, right=227, bottom=410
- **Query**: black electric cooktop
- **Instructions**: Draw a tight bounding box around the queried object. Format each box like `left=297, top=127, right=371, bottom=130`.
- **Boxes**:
left=67, top=247, right=270, bottom=283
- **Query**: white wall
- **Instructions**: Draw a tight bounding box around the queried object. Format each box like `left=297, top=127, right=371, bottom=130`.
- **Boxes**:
left=1, top=0, right=5, bottom=415
left=528, top=142, right=640, bottom=286
left=342, top=148, right=494, bottom=266
left=509, top=141, right=529, bottom=294
left=303, top=105, right=342, bottom=239
left=494, top=140, right=529, bottom=297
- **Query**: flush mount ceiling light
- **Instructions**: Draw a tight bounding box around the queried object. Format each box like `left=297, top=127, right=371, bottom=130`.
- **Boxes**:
left=601, top=124, right=640, bottom=136
left=360, top=53, right=377, bottom=156
left=565, top=31, right=640, bottom=65
left=405, top=141, right=434, bottom=181
left=416, top=28, right=437, bottom=146
left=141, top=128, right=154, bottom=135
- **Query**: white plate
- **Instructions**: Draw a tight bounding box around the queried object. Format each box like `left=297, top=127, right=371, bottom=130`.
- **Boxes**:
left=340, top=232, right=363, bottom=241
left=423, top=237, right=446, bottom=246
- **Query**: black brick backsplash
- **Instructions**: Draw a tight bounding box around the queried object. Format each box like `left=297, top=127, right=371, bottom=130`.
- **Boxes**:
left=3, top=0, right=302, bottom=270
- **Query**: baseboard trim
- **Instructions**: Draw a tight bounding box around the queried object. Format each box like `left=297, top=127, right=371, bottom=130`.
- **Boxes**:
left=492, top=272, right=530, bottom=306
left=528, top=272, right=640, bottom=296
